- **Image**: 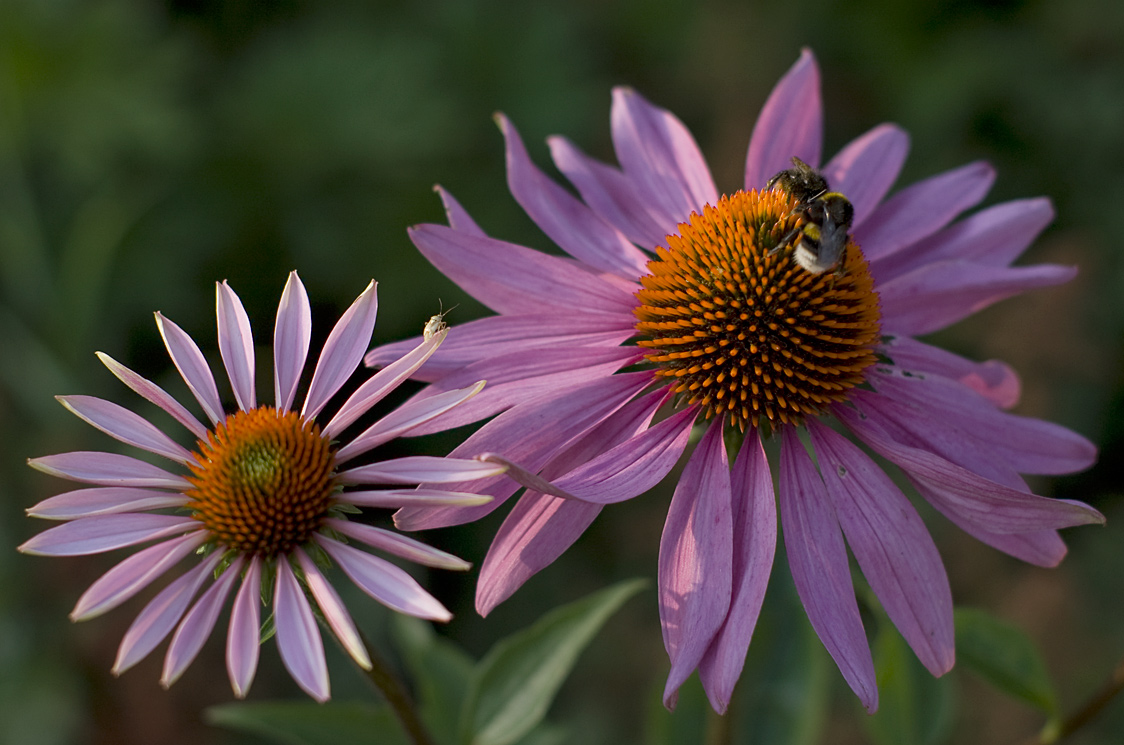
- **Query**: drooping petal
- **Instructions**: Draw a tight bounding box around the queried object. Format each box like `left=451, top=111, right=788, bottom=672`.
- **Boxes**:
left=96, top=353, right=209, bottom=440
left=393, top=372, right=652, bottom=531
left=57, top=395, right=194, bottom=464
left=820, top=123, right=909, bottom=229
left=871, top=198, right=1054, bottom=284
left=302, top=280, right=378, bottom=421
left=316, top=535, right=452, bottom=621
left=70, top=531, right=207, bottom=621
left=870, top=368, right=1095, bottom=475
left=778, top=428, right=877, bottom=712
left=19, top=514, right=198, bottom=556
left=330, top=331, right=446, bottom=436
left=659, top=424, right=733, bottom=708
left=878, top=260, right=1077, bottom=337
left=114, top=552, right=223, bottom=674
left=408, top=224, right=637, bottom=317
left=611, top=87, right=719, bottom=226
left=215, top=280, right=256, bottom=412
left=392, top=345, right=644, bottom=438
left=835, top=403, right=1103, bottom=534
left=326, top=518, right=471, bottom=571
left=155, top=313, right=224, bottom=425
left=341, top=489, right=493, bottom=508
left=880, top=335, right=1021, bottom=409
left=363, top=312, right=635, bottom=382
left=227, top=556, right=262, bottom=698
left=745, top=48, right=822, bottom=190
left=274, top=559, right=330, bottom=702
left=27, top=487, right=188, bottom=520
left=807, top=419, right=954, bottom=677
left=698, top=431, right=776, bottom=714
left=337, top=456, right=507, bottom=486
left=499, top=112, right=651, bottom=278
left=549, top=134, right=672, bottom=248
left=853, top=161, right=995, bottom=262
left=930, top=508, right=1068, bottom=568
left=28, top=452, right=190, bottom=490
left=294, top=548, right=371, bottom=670
left=274, top=271, right=312, bottom=412
left=162, top=556, right=244, bottom=688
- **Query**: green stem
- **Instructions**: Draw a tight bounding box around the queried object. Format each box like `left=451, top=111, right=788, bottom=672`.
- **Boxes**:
left=1026, top=653, right=1124, bottom=744
left=355, top=631, right=435, bottom=745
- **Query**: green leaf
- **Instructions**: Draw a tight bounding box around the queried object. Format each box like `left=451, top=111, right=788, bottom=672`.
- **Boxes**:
left=393, top=614, right=476, bottom=745
left=461, top=578, right=647, bottom=745
left=954, top=607, right=1058, bottom=715
left=864, top=622, right=956, bottom=745
left=644, top=674, right=709, bottom=745
left=205, top=700, right=409, bottom=745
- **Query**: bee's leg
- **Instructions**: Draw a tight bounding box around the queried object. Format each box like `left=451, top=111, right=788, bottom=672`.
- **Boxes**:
left=768, top=227, right=802, bottom=256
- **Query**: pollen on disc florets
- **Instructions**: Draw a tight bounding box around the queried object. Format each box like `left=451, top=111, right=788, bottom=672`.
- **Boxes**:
left=186, top=407, right=336, bottom=556
left=633, top=188, right=882, bottom=430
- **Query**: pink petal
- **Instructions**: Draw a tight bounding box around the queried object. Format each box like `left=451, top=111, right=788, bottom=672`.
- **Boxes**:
left=114, top=551, right=223, bottom=674
left=330, top=331, right=445, bottom=436
left=27, top=487, right=188, bottom=520
left=294, top=548, right=370, bottom=670
left=326, top=518, right=471, bottom=571
left=549, top=134, right=672, bottom=248
left=778, top=428, right=877, bottom=712
left=931, top=509, right=1068, bottom=568
left=698, top=431, right=776, bottom=714
left=878, top=261, right=1077, bottom=336
left=499, top=113, right=651, bottom=278
left=434, top=185, right=487, bottom=236
left=335, top=381, right=487, bottom=463
left=408, top=224, right=637, bottom=317
left=820, top=123, right=909, bottom=229
left=880, top=336, right=1021, bottom=409
left=744, top=48, right=822, bottom=190
left=611, top=87, right=718, bottom=226
left=341, top=489, right=492, bottom=508
left=155, top=313, right=224, bottom=425
left=29, top=451, right=190, bottom=489
left=388, top=345, right=644, bottom=438
left=393, top=372, right=652, bottom=531
left=162, top=556, right=244, bottom=689
left=58, top=395, right=194, bottom=464
left=96, top=353, right=209, bottom=440
left=853, top=161, right=995, bottom=263
left=302, top=280, right=378, bottom=421
left=216, top=280, right=256, bottom=412
left=364, top=312, right=635, bottom=382
left=659, top=424, right=733, bottom=708
left=835, top=403, right=1103, bottom=534
left=227, top=556, right=262, bottom=698
left=275, top=558, right=330, bottom=702
left=338, top=456, right=507, bottom=486
left=20, top=514, right=198, bottom=556
left=316, top=535, right=452, bottom=621
left=871, top=198, right=1054, bottom=284
left=807, top=419, right=954, bottom=677
left=870, top=368, right=1095, bottom=475
left=70, top=531, right=207, bottom=621
left=274, top=271, right=312, bottom=412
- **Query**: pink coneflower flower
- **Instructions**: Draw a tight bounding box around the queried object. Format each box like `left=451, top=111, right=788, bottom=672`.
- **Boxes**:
left=21, top=272, right=503, bottom=702
left=365, top=50, right=1103, bottom=713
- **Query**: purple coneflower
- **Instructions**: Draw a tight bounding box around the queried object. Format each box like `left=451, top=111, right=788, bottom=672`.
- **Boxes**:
left=21, top=272, right=502, bottom=702
left=365, top=50, right=1103, bottom=712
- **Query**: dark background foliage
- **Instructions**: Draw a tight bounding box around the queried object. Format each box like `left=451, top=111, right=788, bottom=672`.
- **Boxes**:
left=1, top=0, right=1122, bottom=743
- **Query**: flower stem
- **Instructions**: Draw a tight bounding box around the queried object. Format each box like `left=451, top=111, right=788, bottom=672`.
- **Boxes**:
left=355, top=631, right=435, bottom=745
left=1026, top=653, right=1124, bottom=744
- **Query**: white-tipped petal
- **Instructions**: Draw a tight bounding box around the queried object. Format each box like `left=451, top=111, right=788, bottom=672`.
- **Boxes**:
left=155, top=313, right=225, bottom=425
left=340, top=489, right=493, bottom=509
left=302, top=280, right=378, bottom=421
left=162, top=557, right=244, bottom=689
left=27, top=487, right=188, bottom=520
left=274, top=559, right=330, bottom=702
left=58, top=395, right=195, bottom=465
left=96, top=353, right=209, bottom=440
left=326, top=518, right=472, bottom=571
left=216, top=281, right=256, bottom=412
left=337, top=455, right=506, bottom=485
left=273, top=271, right=312, bottom=412
left=295, top=549, right=371, bottom=670
left=28, top=452, right=190, bottom=489
left=227, top=557, right=262, bottom=699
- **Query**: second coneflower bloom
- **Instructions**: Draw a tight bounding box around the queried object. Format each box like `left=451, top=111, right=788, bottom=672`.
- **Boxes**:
left=366, top=51, right=1104, bottom=713
left=21, top=272, right=503, bottom=702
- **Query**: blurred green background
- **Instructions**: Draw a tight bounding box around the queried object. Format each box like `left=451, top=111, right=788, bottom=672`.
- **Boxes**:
left=2, top=0, right=1124, bottom=743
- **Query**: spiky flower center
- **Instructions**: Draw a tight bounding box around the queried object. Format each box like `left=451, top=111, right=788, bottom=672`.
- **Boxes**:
left=186, top=407, right=336, bottom=556
left=634, top=189, right=882, bottom=429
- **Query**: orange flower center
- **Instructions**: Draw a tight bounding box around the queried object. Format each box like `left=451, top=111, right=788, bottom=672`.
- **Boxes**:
left=633, top=189, right=882, bottom=430
left=186, top=407, right=336, bottom=556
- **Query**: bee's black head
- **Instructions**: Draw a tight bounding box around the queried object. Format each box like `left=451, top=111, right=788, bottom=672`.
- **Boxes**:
left=766, top=157, right=830, bottom=204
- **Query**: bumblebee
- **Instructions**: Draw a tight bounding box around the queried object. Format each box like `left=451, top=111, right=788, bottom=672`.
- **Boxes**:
left=766, top=157, right=854, bottom=275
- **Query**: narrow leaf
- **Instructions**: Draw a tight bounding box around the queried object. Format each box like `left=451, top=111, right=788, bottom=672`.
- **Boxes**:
left=954, top=607, right=1058, bottom=715
left=205, top=701, right=409, bottom=745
